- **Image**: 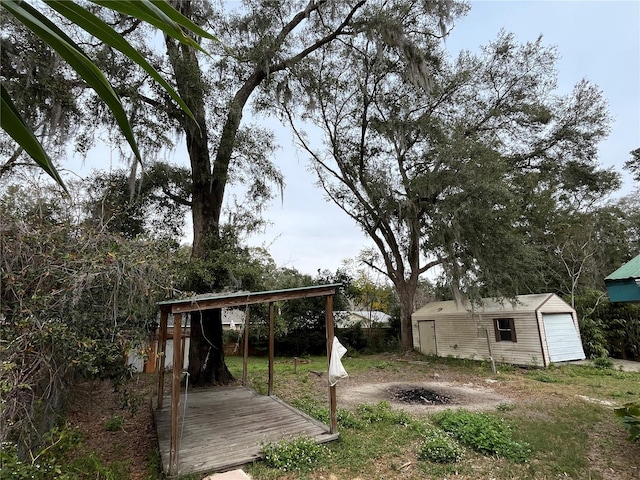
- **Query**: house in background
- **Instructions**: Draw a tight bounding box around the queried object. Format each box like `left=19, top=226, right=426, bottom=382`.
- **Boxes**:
left=334, top=310, right=391, bottom=329
left=128, top=308, right=247, bottom=372
left=412, top=293, right=586, bottom=367
left=605, top=254, right=640, bottom=303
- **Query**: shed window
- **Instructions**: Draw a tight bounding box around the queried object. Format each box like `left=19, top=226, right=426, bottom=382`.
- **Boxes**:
left=493, top=318, right=517, bottom=342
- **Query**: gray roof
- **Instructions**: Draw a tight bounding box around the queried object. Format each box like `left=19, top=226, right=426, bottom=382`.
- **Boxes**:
left=413, top=293, right=558, bottom=316
left=334, top=310, right=391, bottom=327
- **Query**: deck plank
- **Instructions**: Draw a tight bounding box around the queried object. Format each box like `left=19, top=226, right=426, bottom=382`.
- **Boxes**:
left=154, top=386, right=338, bottom=476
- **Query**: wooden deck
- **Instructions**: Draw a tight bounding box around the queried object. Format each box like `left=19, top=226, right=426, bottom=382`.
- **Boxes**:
left=154, top=386, right=339, bottom=476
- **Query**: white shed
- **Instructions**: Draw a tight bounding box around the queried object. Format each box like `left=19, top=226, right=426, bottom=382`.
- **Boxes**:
left=411, top=293, right=586, bottom=367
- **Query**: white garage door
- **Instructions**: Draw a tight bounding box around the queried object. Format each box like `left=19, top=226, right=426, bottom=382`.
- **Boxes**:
left=542, top=313, right=585, bottom=363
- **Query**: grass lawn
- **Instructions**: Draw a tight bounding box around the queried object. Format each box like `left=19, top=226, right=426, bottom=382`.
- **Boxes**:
left=53, top=353, right=640, bottom=480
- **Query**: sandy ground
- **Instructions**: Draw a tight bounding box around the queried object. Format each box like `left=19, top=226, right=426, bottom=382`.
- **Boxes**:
left=337, top=379, right=509, bottom=414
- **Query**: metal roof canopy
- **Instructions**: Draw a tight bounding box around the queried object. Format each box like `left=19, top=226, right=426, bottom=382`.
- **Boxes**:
left=158, top=283, right=342, bottom=313
left=605, top=254, right=640, bottom=281
left=155, top=283, right=341, bottom=475
left=605, top=254, right=640, bottom=303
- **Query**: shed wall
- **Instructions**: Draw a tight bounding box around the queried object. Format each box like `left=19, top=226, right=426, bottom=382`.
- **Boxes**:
left=537, top=294, right=573, bottom=313
left=432, top=312, right=545, bottom=366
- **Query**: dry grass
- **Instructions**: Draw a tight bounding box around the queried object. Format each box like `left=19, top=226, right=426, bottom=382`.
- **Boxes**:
left=63, top=353, right=640, bottom=479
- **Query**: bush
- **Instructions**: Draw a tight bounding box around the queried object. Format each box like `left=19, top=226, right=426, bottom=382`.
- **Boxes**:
left=615, top=402, right=640, bottom=442
left=418, top=430, right=465, bottom=463
left=262, top=437, right=324, bottom=472
left=434, top=409, right=529, bottom=462
left=0, top=425, right=80, bottom=480
left=592, top=356, right=614, bottom=369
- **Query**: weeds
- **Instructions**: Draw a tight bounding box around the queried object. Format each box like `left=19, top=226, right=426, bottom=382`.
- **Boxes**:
left=434, top=409, right=530, bottom=462
left=261, top=437, right=325, bottom=473
left=614, top=402, right=640, bottom=442
left=103, top=415, right=125, bottom=432
left=527, top=370, right=560, bottom=383
left=418, top=430, right=465, bottom=463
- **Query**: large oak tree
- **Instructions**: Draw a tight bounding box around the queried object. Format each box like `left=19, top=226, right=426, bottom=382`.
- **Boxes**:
left=275, top=29, right=615, bottom=350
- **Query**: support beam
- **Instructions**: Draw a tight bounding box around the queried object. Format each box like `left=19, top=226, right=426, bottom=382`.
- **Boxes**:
left=325, top=295, right=337, bottom=434
left=268, top=302, right=275, bottom=396
left=242, top=306, right=250, bottom=386
left=157, top=310, right=168, bottom=409
left=162, top=284, right=339, bottom=313
left=169, top=313, right=182, bottom=476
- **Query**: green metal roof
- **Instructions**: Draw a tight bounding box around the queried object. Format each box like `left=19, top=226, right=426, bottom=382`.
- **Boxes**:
left=605, top=254, right=640, bottom=281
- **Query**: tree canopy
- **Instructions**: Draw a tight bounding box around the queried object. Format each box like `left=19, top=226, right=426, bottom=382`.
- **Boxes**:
left=275, top=28, right=617, bottom=349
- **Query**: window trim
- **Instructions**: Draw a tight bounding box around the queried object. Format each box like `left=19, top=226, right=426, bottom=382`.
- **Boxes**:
left=493, top=318, right=517, bottom=343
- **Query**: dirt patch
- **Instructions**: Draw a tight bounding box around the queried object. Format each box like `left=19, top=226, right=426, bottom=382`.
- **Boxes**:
left=337, top=380, right=509, bottom=413
left=65, top=376, right=158, bottom=480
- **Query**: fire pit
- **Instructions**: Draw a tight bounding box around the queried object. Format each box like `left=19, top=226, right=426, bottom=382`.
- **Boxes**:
left=389, top=386, right=451, bottom=405
left=337, top=381, right=510, bottom=413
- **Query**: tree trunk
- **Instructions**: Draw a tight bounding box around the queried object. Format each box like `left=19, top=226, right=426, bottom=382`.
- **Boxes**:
left=165, top=0, right=233, bottom=386
left=188, top=310, right=233, bottom=385
left=398, top=289, right=415, bottom=352
left=396, top=281, right=417, bottom=352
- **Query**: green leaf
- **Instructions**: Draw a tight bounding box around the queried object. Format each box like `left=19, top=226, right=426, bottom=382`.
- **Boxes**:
left=43, top=0, right=197, bottom=123
left=3, top=0, right=142, bottom=164
left=91, top=0, right=220, bottom=53
left=0, top=85, right=68, bottom=192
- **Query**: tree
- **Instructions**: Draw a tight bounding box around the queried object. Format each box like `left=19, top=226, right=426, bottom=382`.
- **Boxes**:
left=83, top=164, right=191, bottom=242
left=2, top=0, right=470, bottom=380
left=625, top=148, right=640, bottom=182
left=159, top=0, right=462, bottom=384
left=276, top=30, right=613, bottom=350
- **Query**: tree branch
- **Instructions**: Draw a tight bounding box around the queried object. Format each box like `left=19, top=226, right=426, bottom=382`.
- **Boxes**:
left=270, top=1, right=366, bottom=73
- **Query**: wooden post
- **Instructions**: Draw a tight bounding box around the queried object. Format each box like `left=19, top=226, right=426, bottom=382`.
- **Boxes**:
left=169, top=313, right=182, bottom=476
left=268, top=302, right=275, bottom=396
left=157, top=310, right=168, bottom=409
left=325, top=295, right=337, bottom=434
left=485, top=328, right=497, bottom=375
left=242, top=306, right=250, bottom=386
left=181, top=323, right=187, bottom=372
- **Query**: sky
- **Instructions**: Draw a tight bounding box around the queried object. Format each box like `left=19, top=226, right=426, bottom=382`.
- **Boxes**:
left=241, top=0, right=640, bottom=276
left=65, top=0, right=640, bottom=277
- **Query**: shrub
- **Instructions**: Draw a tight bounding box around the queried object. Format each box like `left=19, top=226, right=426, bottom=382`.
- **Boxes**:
left=615, top=402, right=640, bottom=442
left=418, top=430, right=465, bottom=463
left=434, top=409, right=529, bottom=462
left=0, top=425, right=80, bottom=480
left=262, top=437, right=324, bottom=472
left=592, top=356, right=614, bottom=369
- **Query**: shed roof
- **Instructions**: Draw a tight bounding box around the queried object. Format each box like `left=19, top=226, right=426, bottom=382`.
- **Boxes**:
left=413, top=293, right=558, bottom=316
left=605, top=254, right=640, bottom=281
